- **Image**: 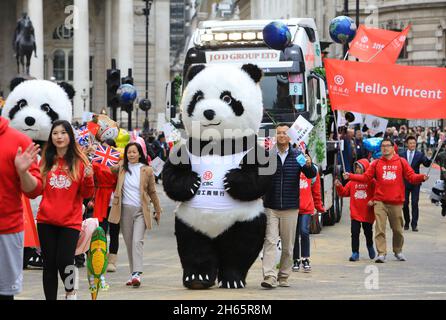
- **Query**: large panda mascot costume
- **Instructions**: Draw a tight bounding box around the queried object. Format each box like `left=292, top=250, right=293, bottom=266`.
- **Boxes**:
left=2, top=78, right=73, bottom=268
left=162, top=63, right=273, bottom=289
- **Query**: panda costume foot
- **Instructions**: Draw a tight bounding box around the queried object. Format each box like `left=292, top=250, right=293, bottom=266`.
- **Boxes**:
left=183, top=273, right=214, bottom=290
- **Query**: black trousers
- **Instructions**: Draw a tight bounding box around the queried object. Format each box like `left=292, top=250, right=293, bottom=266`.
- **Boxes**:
left=403, top=185, right=420, bottom=228
left=37, top=223, right=80, bottom=300
left=98, top=207, right=120, bottom=254
left=351, top=220, right=373, bottom=253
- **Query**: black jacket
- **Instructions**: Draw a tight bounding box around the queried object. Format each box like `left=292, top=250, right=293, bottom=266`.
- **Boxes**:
left=263, top=147, right=317, bottom=210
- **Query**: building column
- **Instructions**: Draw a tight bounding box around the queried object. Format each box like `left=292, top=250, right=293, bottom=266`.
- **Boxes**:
left=105, top=0, right=112, bottom=68
left=27, top=0, right=44, bottom=79
left=118, top=0, right=134, bottom=75
left=73, top=0, right=89, bottom=121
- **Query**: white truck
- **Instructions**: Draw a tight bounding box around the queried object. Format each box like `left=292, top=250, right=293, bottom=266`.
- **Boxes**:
left=166, top=18, right=342, bottom=229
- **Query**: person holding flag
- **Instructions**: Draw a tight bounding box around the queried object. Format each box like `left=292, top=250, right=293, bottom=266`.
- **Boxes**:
left=36, top=120, right=95, bottom=300
left=343, top=138, right=428, bottom=263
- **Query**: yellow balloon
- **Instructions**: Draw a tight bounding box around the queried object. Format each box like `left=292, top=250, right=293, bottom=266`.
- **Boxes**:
left=116, top=129, right=130, bottom=148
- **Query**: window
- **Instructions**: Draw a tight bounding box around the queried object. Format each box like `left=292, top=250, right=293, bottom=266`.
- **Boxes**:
left=68, top=50, right=73, bottom=81
left=53, top=24, right=73, bottom=40
left=53, top=50, right=65, bottom=80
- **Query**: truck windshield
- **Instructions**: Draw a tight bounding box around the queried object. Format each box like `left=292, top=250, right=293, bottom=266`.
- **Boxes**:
left=259, top=73, right=305, bottom=122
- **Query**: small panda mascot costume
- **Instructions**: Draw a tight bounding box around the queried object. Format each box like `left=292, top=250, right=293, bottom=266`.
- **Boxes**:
left=3, top=78, right=73, bottom=145
left=163, top=63, right=273, bottom=289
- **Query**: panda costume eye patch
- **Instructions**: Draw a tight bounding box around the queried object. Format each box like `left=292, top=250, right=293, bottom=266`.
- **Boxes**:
left=8, top=99, right=28, bottom=120
left=41, top=103, right=59, bottom=122
left=187, top=90, right=204, bottom=117
left=220, top=91, right=244, bottom=116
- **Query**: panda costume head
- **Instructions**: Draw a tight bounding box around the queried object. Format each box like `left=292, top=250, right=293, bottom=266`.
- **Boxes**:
left=182, top=64, right=263, bottom=141
left=3, top=79, right=73, bottom=142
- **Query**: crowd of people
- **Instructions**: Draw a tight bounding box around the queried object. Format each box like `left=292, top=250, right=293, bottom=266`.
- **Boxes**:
left=0, top=116, right=167, bottom=300
left=0, top=114, right=443, bottom=298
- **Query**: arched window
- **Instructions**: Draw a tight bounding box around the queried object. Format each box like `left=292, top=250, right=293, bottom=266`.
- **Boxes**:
left=53, top=50, right=65, bottom=80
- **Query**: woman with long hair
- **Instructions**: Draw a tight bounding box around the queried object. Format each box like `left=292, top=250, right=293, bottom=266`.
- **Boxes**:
left=36, top=120, right=94, bottom=300
left=108, top=142, right=162, bottom=287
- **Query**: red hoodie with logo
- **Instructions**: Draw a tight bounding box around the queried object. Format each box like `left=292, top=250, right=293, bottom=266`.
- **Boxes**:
left=336, top=159, right=375, bottom=224
left=0, top=117, right=43, bottom=234
left=349, top=154, right=425, bottom=205
left=37, top=158, right=94, bottom=231
left=299, top=171, right=325, bottom=214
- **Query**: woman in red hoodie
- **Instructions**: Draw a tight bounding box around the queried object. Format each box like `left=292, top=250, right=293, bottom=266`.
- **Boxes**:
left=336, top=159, right=376, bottom=262
left=292, top=165, right=325, bottom=273
left=37, top=120, right=94, bottom=300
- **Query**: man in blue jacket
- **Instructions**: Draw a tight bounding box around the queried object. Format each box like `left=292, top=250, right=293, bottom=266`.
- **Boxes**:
left=261, top=123, right=317, bottom=289
left=400, top=136, right=431, bottom=231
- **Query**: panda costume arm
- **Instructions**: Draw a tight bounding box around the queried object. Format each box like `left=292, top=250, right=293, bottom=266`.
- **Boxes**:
left=223, top=144, right=273, bottom=201
left=162, top=143, right=201, bottom=202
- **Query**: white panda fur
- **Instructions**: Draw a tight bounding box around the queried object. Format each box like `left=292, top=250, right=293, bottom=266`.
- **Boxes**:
left=3, top=80, right=73, bottom=142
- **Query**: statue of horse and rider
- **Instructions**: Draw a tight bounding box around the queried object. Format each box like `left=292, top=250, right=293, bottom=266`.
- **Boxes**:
left=13, top=13, right=37, bottom=76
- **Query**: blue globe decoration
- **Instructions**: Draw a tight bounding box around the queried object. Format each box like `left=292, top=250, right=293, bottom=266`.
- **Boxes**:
left=117, top=84, right=137, bottom=105
left=329, top=16, right=357, bottom=44
left=363, top=137, right=383, bottom=158
left=263, top=21, right=292, bottom=51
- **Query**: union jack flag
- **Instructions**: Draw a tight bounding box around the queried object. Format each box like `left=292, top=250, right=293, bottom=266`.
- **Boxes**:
left=92, top=145, right=120, bottom=167
left=297, top=141, right=307, bottom=153
left=77, top=126, right=90, bottom=147
left=264, top=137, right=275, bottom=151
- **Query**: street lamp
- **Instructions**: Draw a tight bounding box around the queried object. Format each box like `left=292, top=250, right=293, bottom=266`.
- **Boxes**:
left=142, top=0, right=153, bottom=128
left=81, top=88, right=88, bottom=112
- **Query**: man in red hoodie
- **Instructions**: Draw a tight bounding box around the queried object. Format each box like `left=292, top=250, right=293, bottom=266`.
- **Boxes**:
left=0, top=116, right=42, bottom=300
left=343, top=138, right=428, bottom=263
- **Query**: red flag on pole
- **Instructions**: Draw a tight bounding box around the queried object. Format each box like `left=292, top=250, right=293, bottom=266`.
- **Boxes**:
left=22, top=195, right=40, bottom=248
left=349, top=25, right=400, bottom=62
left=368, top=25, right=411, bottom=64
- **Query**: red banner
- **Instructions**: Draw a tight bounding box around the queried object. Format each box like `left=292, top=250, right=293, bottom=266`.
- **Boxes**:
left=325, top=58, right=446, bottom=119
left=349, top=25, right=410, bottom=64
left=22, top=195, right=40, bottom=248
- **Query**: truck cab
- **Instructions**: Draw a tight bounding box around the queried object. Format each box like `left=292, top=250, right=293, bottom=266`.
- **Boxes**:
left=166, top=18, right=341, bottom=227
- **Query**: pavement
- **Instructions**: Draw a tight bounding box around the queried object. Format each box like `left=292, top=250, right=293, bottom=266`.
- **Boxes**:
left=19, top=166, right=446, bottom=300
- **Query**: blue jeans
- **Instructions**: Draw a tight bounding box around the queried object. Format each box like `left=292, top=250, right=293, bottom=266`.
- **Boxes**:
left=293, top=214, right=311, bottom=260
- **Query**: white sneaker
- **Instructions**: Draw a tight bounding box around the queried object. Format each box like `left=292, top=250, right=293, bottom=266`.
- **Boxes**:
left=375, top=255, right=386, bottom=263
left=395, top=252, right=407, bottom=261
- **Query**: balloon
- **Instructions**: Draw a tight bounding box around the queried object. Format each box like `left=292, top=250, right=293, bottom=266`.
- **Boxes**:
left=94, top=114, right=119, bottom=142
left=262, top=21, right=292, bottom=51
left=363, top=137, right=383, bottom=158
left=329, top=16, right=357, bottom=44
left=115, top=128, right=130, bottom=159
left=117, top=84, right=137, bottom=105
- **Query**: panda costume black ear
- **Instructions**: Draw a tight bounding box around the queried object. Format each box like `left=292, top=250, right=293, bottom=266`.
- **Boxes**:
left=10, top=77, right=27, bottom=91
left=186, top=64, right=206, bottom=82
left=58, top=82, right=76, bottom=100
left=241, top=64, right=262, bottom=83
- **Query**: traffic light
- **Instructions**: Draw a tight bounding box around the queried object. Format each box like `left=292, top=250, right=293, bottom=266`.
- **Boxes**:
left=106, top=59, right=121, bottom=120
left=120, top=69, right=135, bottom=113
left=122, top=68, right=134, bottom=85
